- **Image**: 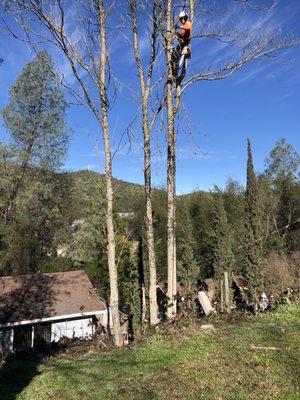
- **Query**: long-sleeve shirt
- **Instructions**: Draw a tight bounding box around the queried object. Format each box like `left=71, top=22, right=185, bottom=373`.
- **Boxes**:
left=176, top=20, right=192, bottom=45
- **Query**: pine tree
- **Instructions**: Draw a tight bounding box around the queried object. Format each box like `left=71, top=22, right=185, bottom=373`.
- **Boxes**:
left=0, top=51, right=69, bottom=273
left=1, top=50, right=68, bottom=222
left=212, top=187, right=234, bottom=309
left=244, top=139, right=263, bottom=311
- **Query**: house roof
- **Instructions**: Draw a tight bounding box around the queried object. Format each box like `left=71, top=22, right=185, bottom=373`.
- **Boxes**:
left=0, top=270, right=106, bottom=326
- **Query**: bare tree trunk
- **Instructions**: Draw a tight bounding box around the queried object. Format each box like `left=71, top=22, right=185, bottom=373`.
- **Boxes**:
left=98, top=0, right=121, bottom=346
left=165, top=0, right=177, bottom=318
left=130, top=0, right=159, bottom=325
left=189, top=0, right=195, bottom=23
left=224, top=271, right=231, bottom=313
left=141, top=284, right=147, bottom=333
left=220, top=278, right=224, bottom=313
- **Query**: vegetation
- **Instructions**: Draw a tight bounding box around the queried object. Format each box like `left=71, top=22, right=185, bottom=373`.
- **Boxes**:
left=0, top=303, right=299, bottom=400
left=68, top=170, right=144, bottom=219
left=1, top=138, right=299, bottom=306
left=0, top=51, right=70, bottom=275
left=212, top=187, right=234, bottom=308
left=243, top=139, right=264, bottom=311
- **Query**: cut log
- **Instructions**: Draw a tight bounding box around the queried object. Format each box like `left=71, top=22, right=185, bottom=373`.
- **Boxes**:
left=198, top=291, right=215, bottom=315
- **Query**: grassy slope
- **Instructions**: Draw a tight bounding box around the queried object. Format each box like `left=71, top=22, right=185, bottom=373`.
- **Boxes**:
left=1, top=304, right=299, bottom=400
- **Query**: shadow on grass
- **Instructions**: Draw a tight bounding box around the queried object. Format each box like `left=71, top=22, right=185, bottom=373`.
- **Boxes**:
left=0, top=357, right=40, bottom=400
left=0, top=342, right=70, bottom=400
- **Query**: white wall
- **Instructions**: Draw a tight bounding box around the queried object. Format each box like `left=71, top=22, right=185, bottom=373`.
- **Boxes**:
left=51, top=317, right=94, bottom=342
left=0, top=329, right=14, bottom=355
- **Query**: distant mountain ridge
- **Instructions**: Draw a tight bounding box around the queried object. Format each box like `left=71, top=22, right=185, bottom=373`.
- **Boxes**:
left=66, top=169, right=144, bottom=218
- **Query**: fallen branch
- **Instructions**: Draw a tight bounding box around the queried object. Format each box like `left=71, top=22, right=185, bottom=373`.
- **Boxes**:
left=250, top=345, right=279, bottom=350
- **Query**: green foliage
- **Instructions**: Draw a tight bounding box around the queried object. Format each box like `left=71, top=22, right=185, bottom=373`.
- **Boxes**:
left=176, top=199, right=200, bottom=308
left=1, top=50, right=68, bottom=170
left=0, top=51, right=70, bottom=275
left=211, top=187, right=234, bottom=300
left=187, top=191, right=214, bottom=277
left=128, top=188, right=168, bottom=282
left=243, top=139, right=263, bottom=309
left=69, top=187, right=141, bottom=332
left=1, top=170, right=73, bottom=275
left=265, top=138, right=300, bottom=180
left=222, top=178, right=245, bottom=264
left=264, top=139, right=300, bottom=250
left=69, top=170, right=144, bottom=220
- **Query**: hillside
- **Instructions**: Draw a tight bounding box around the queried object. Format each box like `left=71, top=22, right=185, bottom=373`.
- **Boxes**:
left=65, top=170, right=144, bottom=218
left=1, top=303, right=299, bottom=400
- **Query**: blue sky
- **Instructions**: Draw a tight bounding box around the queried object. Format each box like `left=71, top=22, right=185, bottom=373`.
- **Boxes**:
left=0, top=0, right=299, bottom=194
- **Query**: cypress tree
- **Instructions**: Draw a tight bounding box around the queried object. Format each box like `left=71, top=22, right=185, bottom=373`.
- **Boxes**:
left=244, top=139, right=263, bottom=311
left=212, top=187, right=234, bottom=307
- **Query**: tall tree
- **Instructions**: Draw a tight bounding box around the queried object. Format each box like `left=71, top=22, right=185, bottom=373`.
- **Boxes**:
left=129, top=0, right=160, bottom=325
left=264, top=139, right=300, bottom=249
left=159, top=0, right=294, bottom=318
left=5, top=0, right=123, bottom=345
left=243, top=139, right=263, bottom=312
left=265, top=138, right=300, bottom=180
left=1, top=51, right=68, bottom=222
left=163, top=0, right=179, bottom=318
left=212, top=187, right=234, bottom=309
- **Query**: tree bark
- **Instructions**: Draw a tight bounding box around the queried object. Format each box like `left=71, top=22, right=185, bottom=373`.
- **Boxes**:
left=141, top=284, right=147, bottom=333
left=220, top=278, right=224, bottom=313
left=98, top=0, right=121, bottom=346
left=165, top=0, right=177, bottom=318
left=130, top=0, right=159, bottom=325
left=224, top=271, right=231, bottom=313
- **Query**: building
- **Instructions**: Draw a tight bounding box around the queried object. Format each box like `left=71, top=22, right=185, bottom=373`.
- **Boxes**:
left=0, top=270, right=126, bottom=356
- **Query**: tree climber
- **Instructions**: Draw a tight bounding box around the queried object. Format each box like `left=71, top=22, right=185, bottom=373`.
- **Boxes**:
left=172, top=11, right=192, bottom=84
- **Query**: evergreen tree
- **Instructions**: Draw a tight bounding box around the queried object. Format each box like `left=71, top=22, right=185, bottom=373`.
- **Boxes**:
left=176, top=200, right=200, bottom=311
left=243, top=139, right=263, bottom=311
left=69, top=187, right=109, bottom=298
left=1, top=169, right=72, bottom=275
left=1, top=50, right=68, bottom=222
left=70, top=189, right=141, bottom=336
left=212, top=187, right=234, bottom=306
left=0, top=52, right=69, bottom=274
left=265, top=139, right=300, bottom=250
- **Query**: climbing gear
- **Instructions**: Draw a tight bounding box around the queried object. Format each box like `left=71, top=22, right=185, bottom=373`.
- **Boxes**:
left=172, top=13, right=192, bottom=85
left=172, top=42, right=191, bottom=85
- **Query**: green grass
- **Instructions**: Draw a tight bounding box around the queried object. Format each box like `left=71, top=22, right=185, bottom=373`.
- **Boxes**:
left=1, top=303, right=299, bottom=400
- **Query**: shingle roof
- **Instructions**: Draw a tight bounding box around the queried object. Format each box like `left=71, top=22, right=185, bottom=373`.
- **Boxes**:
left=0, top=270, right=106, bottom=325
